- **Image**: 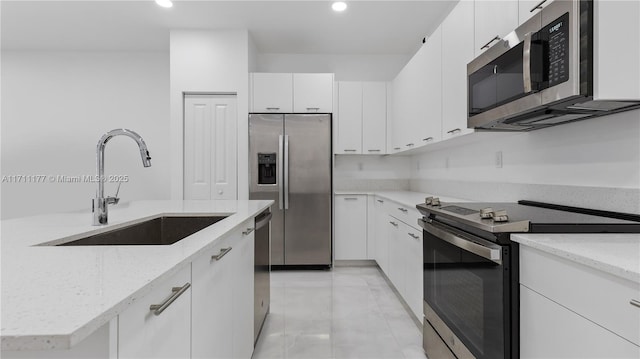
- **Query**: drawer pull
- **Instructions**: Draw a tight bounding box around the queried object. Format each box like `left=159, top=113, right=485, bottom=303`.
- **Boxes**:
left=306, top=107, right=320, bottom=111
left=446, top=128, right=462, bottom=134
left=529, top=0, right=547, bottom=12
left=480, top=35, right=501, bottom=50
left=423, top=137, right=434, bottom=142
left=408, top=233, right=420, bottom=239
left=393, top=147, right=401, bottom=150
left=343, top=149, right=357, bottom=152
left=266, top=107, right=280, bottom=110
left=242, top=227, right=255, bottom=235
left=389, top=221, right=398, bottom=227
left=406, top=143, right=415, bottom=147
left=368, top=149, right=381, bottom=152
left=631, top=299, right=640, bottom=309
left=344, top=197, right=359, bottom=201
left=212, top=247, right=232, bottom=261
left=150, top=282, right=191, bottom=316
left=377, top=199, right=384, bottom=203
left=398, top=208, right=408, bottom=213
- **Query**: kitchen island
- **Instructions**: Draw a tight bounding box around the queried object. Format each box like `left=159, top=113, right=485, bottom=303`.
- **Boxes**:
left=1, top=199, right=272, bottom=357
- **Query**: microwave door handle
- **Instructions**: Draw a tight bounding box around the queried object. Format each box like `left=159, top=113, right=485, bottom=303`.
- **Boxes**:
left=523, top=32, right=533, bottom=93
left=421, top=219, right=503, bottom=264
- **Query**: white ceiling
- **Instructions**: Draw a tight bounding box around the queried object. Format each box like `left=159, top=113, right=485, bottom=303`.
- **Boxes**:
left=1, top=0, right=457, bottom=55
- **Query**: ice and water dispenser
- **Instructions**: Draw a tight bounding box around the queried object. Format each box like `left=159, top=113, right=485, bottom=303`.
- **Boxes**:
left=257, top=153, right=277, bottom=185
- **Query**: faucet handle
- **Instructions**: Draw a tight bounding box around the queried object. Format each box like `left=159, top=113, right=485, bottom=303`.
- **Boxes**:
left=106, top=182, right=122, bottom=205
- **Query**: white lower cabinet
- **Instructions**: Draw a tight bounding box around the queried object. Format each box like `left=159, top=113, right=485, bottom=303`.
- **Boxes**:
left=387, top=217, right=422, bottom=321
left=192, top=238, right=234, bottom=359
left=232, top=221, right=256, bottom=359
left=334, top=195, right=368, bottom=260
left=118, top=264, right=192, bottom=359
left=387, top=217, right=405, bottom=295
left=520, top=246, right=640, bottom=357
left=373, top=197, right=389, bottom=272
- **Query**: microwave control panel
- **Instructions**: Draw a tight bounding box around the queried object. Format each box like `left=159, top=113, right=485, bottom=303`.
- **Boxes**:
left=542, top=12, right=570, bottom=86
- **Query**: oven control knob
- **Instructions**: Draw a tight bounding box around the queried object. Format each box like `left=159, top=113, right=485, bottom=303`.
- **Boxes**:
left=492, top=209, right=509, bottom=222
left=480, top=207, right=494, bottom=218
left=431, top=197, right=440, bottom=206
left=425, top=196, right=433, bottom=205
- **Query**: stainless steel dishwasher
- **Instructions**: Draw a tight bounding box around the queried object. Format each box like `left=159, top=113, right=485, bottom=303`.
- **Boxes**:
left=254, top=208, right=271, bottom=344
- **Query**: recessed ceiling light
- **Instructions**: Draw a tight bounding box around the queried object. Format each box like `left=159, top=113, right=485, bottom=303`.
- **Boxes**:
left=155, top=0, right=173, bottom=8
left=332, top=1, right=347, bottom=12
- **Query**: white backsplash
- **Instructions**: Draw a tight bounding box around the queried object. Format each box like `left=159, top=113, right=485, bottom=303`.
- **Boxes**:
left=334, top=155, right=410, bottom=191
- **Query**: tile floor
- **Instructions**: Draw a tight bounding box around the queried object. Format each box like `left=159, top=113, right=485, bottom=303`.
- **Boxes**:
left=252, top=266, right=427, bottom=359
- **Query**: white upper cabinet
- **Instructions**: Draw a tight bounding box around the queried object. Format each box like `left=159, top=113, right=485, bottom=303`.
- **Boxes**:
left=335, top=81, right=387, bottom=155
left=441, top=0, right=475, bottom=140
left=293, top=73, right=334, bottom=113
left=362, top=82, right=387, bottom=154
left=336, top=81, right=363, bottom=154
left=418, top=25, right=442, bottom=147
left=251, top=73, right=293, bottom=113
left=519, top=0, right=551, bottom=25
left=251, top=73, right=334, bottom=113
left=474, top=0, right=519, bottom=55
left=594, top=0, right=640, bottom=101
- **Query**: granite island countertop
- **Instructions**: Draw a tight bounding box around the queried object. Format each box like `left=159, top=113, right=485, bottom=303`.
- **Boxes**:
left=1, top=200, right=272, bottom=351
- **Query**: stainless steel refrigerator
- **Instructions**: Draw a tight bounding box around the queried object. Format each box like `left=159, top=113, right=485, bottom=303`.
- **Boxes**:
left=249, top=114, right=332, bottom=267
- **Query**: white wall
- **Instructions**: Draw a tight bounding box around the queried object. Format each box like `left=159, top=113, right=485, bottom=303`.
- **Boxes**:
left=410, top=110, right=640, bottom=213
left=1, top=51, right=170, bottom=219
left=257, top=53, right=409, bottom=81
left=169, top=30, right=251, bottom=200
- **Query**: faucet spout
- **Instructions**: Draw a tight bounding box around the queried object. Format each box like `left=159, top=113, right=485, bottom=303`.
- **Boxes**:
left=93, top=128, right=152, bottom=225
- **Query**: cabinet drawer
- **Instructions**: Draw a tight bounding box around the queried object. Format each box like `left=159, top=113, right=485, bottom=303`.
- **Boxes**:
left=520, top=246, right=640, bottom=345
left=385, top=200, right=421, bottom=231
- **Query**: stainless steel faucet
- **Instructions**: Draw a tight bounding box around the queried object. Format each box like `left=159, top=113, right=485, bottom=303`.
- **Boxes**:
left=93, top=129, right=151, bottom=225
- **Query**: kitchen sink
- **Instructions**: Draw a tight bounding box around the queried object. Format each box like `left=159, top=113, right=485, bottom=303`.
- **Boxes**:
left=56, top=216, right=227, bottom=246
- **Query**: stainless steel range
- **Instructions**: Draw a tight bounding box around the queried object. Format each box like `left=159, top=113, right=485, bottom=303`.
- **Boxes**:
left=416, top=198, right=640, bottom=359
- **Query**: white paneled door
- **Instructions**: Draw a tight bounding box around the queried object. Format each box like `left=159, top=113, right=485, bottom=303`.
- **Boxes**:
left=184, top=94, right=237, bottom=200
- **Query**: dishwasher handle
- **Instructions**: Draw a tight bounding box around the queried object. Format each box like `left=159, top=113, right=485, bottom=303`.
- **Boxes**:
left=255, top=211, right=272, bottom=230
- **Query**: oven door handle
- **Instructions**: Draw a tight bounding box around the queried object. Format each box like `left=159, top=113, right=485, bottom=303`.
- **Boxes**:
left=419, top=218, right=503, bottom=264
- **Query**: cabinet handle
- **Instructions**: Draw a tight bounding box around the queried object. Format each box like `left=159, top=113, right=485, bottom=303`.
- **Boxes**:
left=343, top=197, right=358, bottom=200
left=266, top=107, right=280, bottom=110
left=408, top=233, right=420, bottom=239
left=480, top=35, right=501, bottom=50
left=398, top=208, right=408, bottom=213
left=529, top=0, right=547, bottom=12
left=446, top=128, right=462, bottom=134
left=389, top=221, right=398, bottom=226
left=393, top=147, right=401, bottom=150
left=343, top=149, right=357, bottom=152
left=423, top=137, right=434, bottom=142
left=631, top=299, right=640, bottom=309
left=367, top=149, right=381, bottom=152
left=306, top=107, right=320, bottom=111
left=212, top=247, right=232, bottom=261
left=149, top=282, right=191, bottom=316
left=377, top=199, right=384, bottom=203
left=406, top=143, right=414, bottom=147
left=242, top=227, right=255, bottom=235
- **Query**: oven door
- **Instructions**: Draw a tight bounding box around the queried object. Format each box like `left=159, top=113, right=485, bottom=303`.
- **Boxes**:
left=421, top=218, right=511, bottom=359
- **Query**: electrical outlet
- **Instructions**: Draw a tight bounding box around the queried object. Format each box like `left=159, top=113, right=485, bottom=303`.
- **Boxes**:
left=495, top=151, right=503, bottom=168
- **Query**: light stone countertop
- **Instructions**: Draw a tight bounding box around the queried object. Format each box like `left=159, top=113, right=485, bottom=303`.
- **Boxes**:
left=512, top=233, right=640, bottom=283
left=1, top=200, right=273, bottom=351
left=333, top=190, right=469, bottom=209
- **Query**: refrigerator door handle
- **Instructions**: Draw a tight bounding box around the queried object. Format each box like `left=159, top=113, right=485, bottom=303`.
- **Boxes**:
left=278, top=135, right=284, bottom=210
left=284, top=134, right=290, bottom=210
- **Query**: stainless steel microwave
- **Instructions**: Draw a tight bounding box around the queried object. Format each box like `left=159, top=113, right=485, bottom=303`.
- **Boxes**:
left=467, top=0, right=639, bottom=131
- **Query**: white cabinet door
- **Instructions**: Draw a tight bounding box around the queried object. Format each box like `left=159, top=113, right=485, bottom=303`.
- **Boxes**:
left=403, top=223, right=423, bottom=321
left=416, top=25, right=442, bottom=147
left=442, top=0, right=475, bottom=140
left=334, top=195, right=368, bottom=260
left=362, top=82, right=387, bottom=154
left=232, top=220, right=255, bottom=359
left=184, top=94, right=237, bottom=200
left=293, top=73, right=334, bottom=113
left=252, top=73, right=293, bottom=113
left=192, top=239, right=234, bottom=359
left=474, top=0, right=518, bottom=55
left=336, top=82, right=363, bottom=154
left=386, top=217, right=405, bottom=296
left=520, top=285, right=640, bottom=359
left=366, top=195, right=376, bottom=260
left=518, top=0, right=550, bottom=25
left=373, top=198, right=389, bottom=272
left=118, top=264, right=191, bottom=359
